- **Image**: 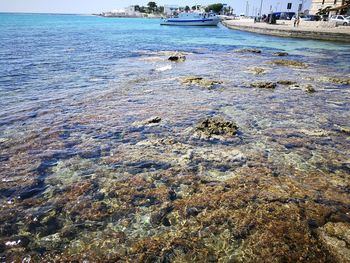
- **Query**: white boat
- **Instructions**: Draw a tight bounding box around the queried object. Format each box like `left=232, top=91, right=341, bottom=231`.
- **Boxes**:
left=160, top=12, right=220, bottom=26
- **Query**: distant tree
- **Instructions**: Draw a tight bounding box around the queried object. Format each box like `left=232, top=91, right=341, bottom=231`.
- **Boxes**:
left=134, top=5, right=140, bottom=12
left=205, top=3, right=224, bottom=13
left=316, top=6, right=332, bottom=16
left=139, top=6, right=147, bottom=13
left=185, top=6, right=191, bottom=12
left=157, top=6, right=164, bottom=14
left=147, top=2, right=157, bottom=13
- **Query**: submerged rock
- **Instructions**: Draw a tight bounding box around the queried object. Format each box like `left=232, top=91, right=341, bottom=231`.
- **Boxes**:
left=317, top=222, right=350, bottom=263
left=195, top=117, right=238, bottom=139
left=180, top=146, right=246, bottom=176
left=150, top=205, right=173, bottom=226
left=235, top=48, right=262, bottom=54
left=0, top=138, right=8, bottom=143
left=273, top=52, right=289, bottom=56
left=180, top=76, right=223, bottom=89
left=277, top=80, right=297, bottom=85
left=268, top=60, right=308, bottom=68
left=185, top=207, right=201, bottom=217
left=248, top=67, right=267, bottom=75
left=298, top=129, right=330, bottom=137
left=250, top=82, right=276, bottom=89
left=304, top=84, right=316, bottom=93
left=334, top=124, right=350, bottom=135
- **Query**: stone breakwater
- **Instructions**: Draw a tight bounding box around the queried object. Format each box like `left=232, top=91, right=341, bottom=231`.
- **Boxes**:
left=0, top=49, right=350, bottom=262
left=222, top=20, right=350, bottom=42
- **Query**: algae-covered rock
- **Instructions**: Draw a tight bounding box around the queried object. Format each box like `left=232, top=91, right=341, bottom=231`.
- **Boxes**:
left=273, top=52, right=289, bottom=56
left=250, top=82, right=276, bottom=89
left=317, top=222, right=350, bottom=263
left=304, top=84, right=316, bottom=93
left=235, top=48, right=262, bottom=54
left=268, top=59, right=308, bottom=68
left=150, top=205, right=173, bottom=226
left=180, top=76, right=223, bottom=89
left=195, top=117, right=238, bottom=139
left=277, top=80, right=297, bottom=85
left=326, top=77, right=350, bottom=85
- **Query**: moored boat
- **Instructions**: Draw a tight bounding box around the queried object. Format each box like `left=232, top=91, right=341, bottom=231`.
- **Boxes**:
left=160, top=12, right=220, bottom=26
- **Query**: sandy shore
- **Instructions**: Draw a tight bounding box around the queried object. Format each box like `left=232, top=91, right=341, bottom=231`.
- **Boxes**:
left=222, top=19, right=350, bottom=42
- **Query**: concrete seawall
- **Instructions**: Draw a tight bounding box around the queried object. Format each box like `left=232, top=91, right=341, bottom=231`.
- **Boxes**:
left=222, top=20, right=350, bottom=42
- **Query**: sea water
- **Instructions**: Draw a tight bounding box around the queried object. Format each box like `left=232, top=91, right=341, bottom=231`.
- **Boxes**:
left=0, top=13, right=350, bottom=261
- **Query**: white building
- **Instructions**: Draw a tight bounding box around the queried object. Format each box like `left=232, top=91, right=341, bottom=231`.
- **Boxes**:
left=102, top=6, right=143, bottom=17
left=271, top=0, right=312, bottom=13
left=164, top=5, right=179, bottom=16
left=125, top=6, right=137, bottom=16
left=241, top=0, right=312, bottom=16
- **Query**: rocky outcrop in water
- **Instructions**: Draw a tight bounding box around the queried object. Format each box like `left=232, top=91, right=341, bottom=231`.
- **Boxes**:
left=248, top=67, right=267, bottom=75
left=326, top=77, right=350, bottom=85
left=168, top=54, right=186, bottom=62
left=133, top=116, right=162, bottom=127
left=250, top=82, right=277, bottom=89
left=180, top=76, right=223, bottom=89
left=235, top=48, right=262, bottom=54
left=310, top=76, right=350, bottom=85
left=195, top=117, right=238, bottom=139
left=273, top=52, right=289, bottom=56
left=277, top=80, right=297, bottom=85
left=268, top=59, right=308, bottom=68
left=304, top=84, right=316, bottom=93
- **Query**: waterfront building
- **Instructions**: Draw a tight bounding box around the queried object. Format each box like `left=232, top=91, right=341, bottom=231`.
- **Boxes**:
left=101, top=6, right=143, bottom=18
left=249, top=0, right=312, bottom=16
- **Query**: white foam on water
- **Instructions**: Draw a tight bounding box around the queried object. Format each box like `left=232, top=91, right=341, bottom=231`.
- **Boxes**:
left=155, top=65, right=172, bottom=72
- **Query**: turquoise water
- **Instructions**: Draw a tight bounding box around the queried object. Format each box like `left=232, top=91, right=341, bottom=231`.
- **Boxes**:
left=0, top=13, right=350, bottom=262
left=1, top=13, right=349, bottom=111
left=1, top=13, right=349, bottom=106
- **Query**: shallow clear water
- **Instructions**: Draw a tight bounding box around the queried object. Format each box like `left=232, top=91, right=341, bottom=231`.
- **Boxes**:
left=0, top=13, right=350, bottom=262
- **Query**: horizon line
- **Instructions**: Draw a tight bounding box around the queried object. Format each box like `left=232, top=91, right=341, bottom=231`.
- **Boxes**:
left=0, top=11, right=97, bottom=15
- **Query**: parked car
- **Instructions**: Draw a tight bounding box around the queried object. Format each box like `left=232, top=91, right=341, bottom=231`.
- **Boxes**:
left=291, top=15, right=321, bottom=21
left=307, top=15, right=321, bottom=21
left=330, top=15, right=349, bottom=26
left=274, top=12, right=295, bottom=20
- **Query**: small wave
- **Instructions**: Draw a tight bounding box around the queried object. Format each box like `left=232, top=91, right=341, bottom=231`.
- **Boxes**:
left=89, top=78, right=104, bottom=82
left=155, top=65, right=172, bottom=72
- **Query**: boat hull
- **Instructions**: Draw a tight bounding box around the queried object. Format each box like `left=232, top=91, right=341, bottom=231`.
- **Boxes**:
left=160, top=18, right=220, bottom=26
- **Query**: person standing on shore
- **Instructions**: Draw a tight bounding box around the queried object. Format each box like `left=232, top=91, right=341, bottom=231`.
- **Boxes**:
left=294, top=15, right=300, bottom=27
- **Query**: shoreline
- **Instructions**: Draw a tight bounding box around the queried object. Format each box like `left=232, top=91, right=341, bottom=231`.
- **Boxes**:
left=222, top=19, right=350, bottom=42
